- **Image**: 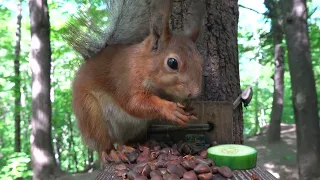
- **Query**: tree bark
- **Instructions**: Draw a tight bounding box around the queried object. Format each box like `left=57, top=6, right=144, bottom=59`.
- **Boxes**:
left=171, top=0, right=242, bottom=144
left=88, top=149, right=94, bottom=166
left=281, top=0, right=320, bottom=179
left=265, top=0, right=285, bottom=143
left=14, top=0, right=22, bottom=153
left=29, top=0, right=62, bottom=179
left=53, top=133, right=61, bottom=167
left=254, top=81, right=260, bottom=135
left=67, top=113, right=78, bottom=172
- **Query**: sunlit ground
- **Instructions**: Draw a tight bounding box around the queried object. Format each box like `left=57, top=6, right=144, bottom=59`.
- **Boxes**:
left=245, top=124, right=298, bottom=180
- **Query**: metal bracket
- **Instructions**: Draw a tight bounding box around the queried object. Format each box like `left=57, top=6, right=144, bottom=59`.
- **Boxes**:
left=233, top=85, right=253, bottom=110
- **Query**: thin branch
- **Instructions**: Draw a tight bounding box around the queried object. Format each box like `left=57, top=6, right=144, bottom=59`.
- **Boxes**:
left=309, top=6, right=319, bottom=18
left=239, top=4, right=266, bottom=15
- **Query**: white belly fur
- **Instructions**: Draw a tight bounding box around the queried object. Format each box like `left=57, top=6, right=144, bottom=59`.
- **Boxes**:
left=92, top=91, right=149, bottom=144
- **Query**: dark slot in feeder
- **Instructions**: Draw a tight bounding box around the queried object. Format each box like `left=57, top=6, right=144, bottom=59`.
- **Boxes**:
left=149, top=123, right=214, bottom=133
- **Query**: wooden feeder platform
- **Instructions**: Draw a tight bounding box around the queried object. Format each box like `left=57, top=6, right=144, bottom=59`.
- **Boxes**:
left=95, top=100, right=276, bottom=180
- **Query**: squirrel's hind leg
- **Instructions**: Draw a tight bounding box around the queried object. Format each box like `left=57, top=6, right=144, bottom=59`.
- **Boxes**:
left=72, top=89, right=115, bottom=163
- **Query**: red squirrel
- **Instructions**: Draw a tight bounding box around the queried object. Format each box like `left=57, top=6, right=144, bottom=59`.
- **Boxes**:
left=63, top=0, right=205, bottom=162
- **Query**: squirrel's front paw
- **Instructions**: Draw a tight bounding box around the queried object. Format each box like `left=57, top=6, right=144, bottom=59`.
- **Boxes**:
left=162, top=102, right=197, bottom=126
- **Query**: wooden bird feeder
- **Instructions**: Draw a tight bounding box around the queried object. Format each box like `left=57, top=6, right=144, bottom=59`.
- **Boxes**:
left=95, top=86, right=277, bottom=180
left=147, top=101, right=234, bottom=148
left=145, top=85, right=254, bottom=147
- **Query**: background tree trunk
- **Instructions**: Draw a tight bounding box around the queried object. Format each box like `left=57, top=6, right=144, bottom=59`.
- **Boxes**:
left=14, top=0, right=22, bottom=153
left=53, top=133, right=62, bottom=167
left=265, top=0, right=285, bottom=143
left=281, top=0, right=320, bottom=179
left=29, top=0, right=62, bottom=179
left=254, top=81, right=260, bottom=135
left=88, top=149, right=94, bottom=167
left=171, top=0, right=243, bottom=144
left=67, top=113, right=78, bottom=172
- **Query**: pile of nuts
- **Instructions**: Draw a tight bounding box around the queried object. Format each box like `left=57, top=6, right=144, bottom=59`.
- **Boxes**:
left=106, top=140, right=234, bottom=180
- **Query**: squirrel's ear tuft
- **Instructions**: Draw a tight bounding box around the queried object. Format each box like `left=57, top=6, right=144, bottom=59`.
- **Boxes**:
left=184, top=0, right=206, bottom=42
left=149, top=0, right=172, bottom=51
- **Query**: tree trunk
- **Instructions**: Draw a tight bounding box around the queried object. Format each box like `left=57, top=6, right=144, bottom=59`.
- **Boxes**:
left=67, top=113, right=78, bottom=172
left=53, top=133, right=61, bottom=167
left=265, top=0, right=285, bottom=143
left=254, top=81, right=260, bottom=135
left=88, top=149, right=94, bottom=166
left=281, top=0, right=320, bottom=179
left=171, top=0, right=243, bottom=144
left=14, top=0, right=22, bottom=153
left=29, top=0, right=62, bottom=179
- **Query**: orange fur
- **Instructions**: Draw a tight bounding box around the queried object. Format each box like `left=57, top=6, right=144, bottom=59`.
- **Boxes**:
left=71, top=0, right=205, bottom=162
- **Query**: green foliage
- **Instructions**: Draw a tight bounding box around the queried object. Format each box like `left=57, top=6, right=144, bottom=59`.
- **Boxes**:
left=0, top=0, right=97, bottom=178
left=239, top=0, right=320, bottom=136
left=0, top=152, right=32, bottom=180
left=309, top=22, right=320, bottom=117
left=0, top=1, right=33, bottom=179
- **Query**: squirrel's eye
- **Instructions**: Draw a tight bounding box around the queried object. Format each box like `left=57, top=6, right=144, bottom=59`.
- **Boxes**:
left=167, top=58, right=178, bottom=70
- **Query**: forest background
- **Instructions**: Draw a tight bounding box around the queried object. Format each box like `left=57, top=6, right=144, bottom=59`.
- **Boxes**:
left=0, top=0, right=319, bottom=179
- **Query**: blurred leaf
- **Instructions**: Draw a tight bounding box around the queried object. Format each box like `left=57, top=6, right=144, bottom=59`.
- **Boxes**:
left=283, top=155, right=293, bottom=161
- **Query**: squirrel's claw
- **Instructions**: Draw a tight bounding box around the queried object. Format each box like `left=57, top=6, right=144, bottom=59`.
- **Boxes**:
left=101, top=149, right=122, bottom=164
left=162, top=101, right=197, bottom=127
left=101, top=145, right=136, bottom=164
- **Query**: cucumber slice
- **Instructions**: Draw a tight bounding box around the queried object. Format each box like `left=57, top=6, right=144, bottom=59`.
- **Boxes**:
left=206, top=144, right=257, bottom=170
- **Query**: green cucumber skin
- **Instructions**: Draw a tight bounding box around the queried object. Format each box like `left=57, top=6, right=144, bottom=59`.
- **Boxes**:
left=207, top=153, right=257, bottom=170
left=206, top=145, right=258, bottom=170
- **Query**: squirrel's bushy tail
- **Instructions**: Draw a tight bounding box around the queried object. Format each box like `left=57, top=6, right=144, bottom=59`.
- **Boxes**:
left=62, top=0, right=151, bottom=59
